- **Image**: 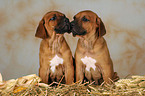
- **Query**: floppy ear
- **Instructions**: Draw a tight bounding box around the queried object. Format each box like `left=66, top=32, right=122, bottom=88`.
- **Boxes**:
left=35, top=18, right=49, bottom=39
left=96, top=18, right=106, bottom=37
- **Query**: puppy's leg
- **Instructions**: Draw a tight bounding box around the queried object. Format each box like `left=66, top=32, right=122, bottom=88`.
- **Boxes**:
left=39, top=56, right=50, bottom=84
left=39, top=67, right=49, bottom=84
left=64, top=57, right=74, bottom=84
left=75, top=58, right=84, bottom=82
left=101, top=64, right=114, bottom=84
left=85, top=71, right=92, bottom=83
left=91, top=68, right=101, bottom=85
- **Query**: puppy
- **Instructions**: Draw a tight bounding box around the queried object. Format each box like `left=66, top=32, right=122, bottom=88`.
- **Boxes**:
left=35, top=11, right=74, bottom=84
left=71, top=10, right=118, bottom=84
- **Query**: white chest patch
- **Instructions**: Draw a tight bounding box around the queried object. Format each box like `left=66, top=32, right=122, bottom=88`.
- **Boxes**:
left=50, top=55, right=63, bottom=73
left=81, top=56, right=97, bottom=71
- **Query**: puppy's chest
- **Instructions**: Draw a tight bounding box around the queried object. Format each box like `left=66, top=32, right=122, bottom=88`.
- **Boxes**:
left=49, top=55, right=64, bottom=73
left=81, top=54, right=97, bottom=71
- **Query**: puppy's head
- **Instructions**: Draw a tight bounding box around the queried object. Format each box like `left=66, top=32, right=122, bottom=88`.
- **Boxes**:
left=71, top=10, right=106, bottom=38
left=35, top=11, right=71, bottom=39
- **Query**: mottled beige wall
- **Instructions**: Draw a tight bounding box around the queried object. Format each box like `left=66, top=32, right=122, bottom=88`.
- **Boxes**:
left=0, top=0, right=145, bottom=80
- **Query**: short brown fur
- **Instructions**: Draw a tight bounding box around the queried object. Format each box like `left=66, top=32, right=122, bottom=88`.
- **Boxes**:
left=35, top=11, right=74, bottom=84
left=71, top=10, right=119, bottom=84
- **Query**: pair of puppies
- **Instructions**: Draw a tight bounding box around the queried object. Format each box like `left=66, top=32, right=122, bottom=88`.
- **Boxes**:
left=35, top=10, right=118, bottom=85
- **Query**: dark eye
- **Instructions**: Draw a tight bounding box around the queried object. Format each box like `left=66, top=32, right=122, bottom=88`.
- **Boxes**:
left=73, top=16, right=76, bottom=20
left=82, top=17, right=89, bottom=22
left=96, top=18, right=98, bottom=22
left=50, top=16, right=56, bottom=21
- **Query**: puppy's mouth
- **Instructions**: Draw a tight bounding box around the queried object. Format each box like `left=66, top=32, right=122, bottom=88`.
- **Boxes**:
left=70, top=21, right=87, bottom=37
left=54, top=24, right=70, bottom=34
left=54, top=17, right=71, bottom=34
left=71, top=29, right=87, bottom=37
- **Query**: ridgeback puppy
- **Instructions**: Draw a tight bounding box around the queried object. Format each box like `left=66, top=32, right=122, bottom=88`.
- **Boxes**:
left=71, top=10, right=119, bottom=84
left=35, top=11, right=74, bottom=84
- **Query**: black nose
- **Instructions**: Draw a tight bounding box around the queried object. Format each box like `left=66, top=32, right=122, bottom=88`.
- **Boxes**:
left=70, top=21, right=75, bottom=26
left=70, top=21, right=75, bottom=25
left=64, top=18, right=69, bottom=23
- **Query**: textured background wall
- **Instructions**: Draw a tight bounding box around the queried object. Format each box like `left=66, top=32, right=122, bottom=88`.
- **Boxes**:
left=0, top=0, right=145, bottom=80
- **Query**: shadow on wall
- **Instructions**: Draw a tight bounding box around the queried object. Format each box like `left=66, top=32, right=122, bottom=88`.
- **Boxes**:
left=105, top=17, right=145, bottom=78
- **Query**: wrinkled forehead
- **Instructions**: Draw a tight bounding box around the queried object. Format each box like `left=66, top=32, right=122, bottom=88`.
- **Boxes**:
left=44, top=11, right=65, bottom=19
left=74, top=11, right=99, bottom=20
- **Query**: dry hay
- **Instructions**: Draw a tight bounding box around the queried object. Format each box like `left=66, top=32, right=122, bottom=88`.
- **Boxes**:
left=0, top=73, right=145, bottom=96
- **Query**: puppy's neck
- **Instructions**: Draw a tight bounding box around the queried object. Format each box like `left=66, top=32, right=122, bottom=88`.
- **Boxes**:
left=46, top=32, right=64, bottom=54
left=80, top=34, right=97, bottom=50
